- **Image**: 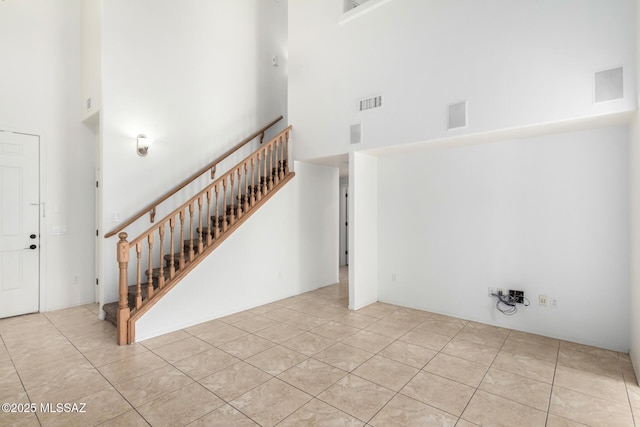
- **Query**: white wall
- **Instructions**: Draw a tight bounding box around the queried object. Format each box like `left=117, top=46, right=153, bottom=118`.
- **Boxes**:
left=289, top=0, right=636, bottom=161
left=349, top=152, right=378, bottom=309
left=377, top=126, right=630, bottom=351
left=136, top=160, right=338, bottom=341
left=0, top=0, right=96, bottom=311
left=99, top=0, right=289, bottom=305
left=629, top=0, right=640, bottom=379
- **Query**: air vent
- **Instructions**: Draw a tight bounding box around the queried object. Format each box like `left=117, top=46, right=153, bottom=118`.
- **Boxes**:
left=359, top=95, right=383, bottom=112
left=595, top=67, right=623, bottom=103
left=350, top=124, right=362, bottom=144
left=448, top=101, right=467, bottom=130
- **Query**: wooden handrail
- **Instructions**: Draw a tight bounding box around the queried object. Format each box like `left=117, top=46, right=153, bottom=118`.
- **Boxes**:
left=104, top=115, right=283, bottom=238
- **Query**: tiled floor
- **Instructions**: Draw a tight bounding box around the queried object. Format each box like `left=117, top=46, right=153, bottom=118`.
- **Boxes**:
left=1, top=268, right=639, bottom=426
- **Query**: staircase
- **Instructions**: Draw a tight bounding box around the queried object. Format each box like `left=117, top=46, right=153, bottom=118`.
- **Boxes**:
left=102, top=119, right=294, bottom=344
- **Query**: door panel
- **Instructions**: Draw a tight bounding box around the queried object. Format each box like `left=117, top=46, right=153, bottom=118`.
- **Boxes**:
left=0, top=132, right=39, bottom=318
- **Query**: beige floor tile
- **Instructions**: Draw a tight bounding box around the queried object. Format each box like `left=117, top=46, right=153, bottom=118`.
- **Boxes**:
left=627, top=381, right=640, bottom=411
left=557, top=348, right=623, bottom=379
left=384, top=310, right=426, bottom=328
left=279, top=398, right=364, bottom=426
left=479, top=368, right=552, bottom=411
left=4, top=413, right=44, bottom=427
left=313, top=342, right=373, bottom=372
left=455, top=322, right=510, bottom=349
left=0, top=370, right=24, bottom=402
left=0, top=397, right=40, bottom=427
left=97, top=351, right=168, bottom=385
left=559, top=340, right=620, bottom=360
left=255, top=323, right=304, bottom=343
left=400, top=328, right=451, bottom=351
left=441, top=337, right=499, bottom=366
left=509, top=330, right=560, bottom=347
left=183, top=319, right=224, bottom=336
left=82, top=342, right=148, bottom=368
left=232, top=315, right=279, bottom=333
left=186, top=404, right=259, bottom=426
left=262, top=307, right=303, bottom=322
left=190, top=324, right=248, bottom=346
left=378, top=340, right=437, bottom=369
left=492, top=351, right=556, bottom=383
left=281, top=331, right=336, bottom=356
left=217, top=333, right=275, bottom=360
left=114, top=365, right=193, bottom=407
left=355, top=302, right=400, bottom=318
left=282, top=313, right=330, bottom=331
left=318, top=374, right=394, bottom=422
left=218, top=310, right=255, bottom=324
left=27, top=370, right=111, bottom=406
left=139, top=330, right=192, bottom=350
left=352, top=355, right=419, bottom=391
left=369, top=394, right=457, bottom=427
left=416, top=316, right=467, bottom=338
left=333, top=312, right=379, bottom=329
left=423, top=353, right=488, bottom=387
left=231, top=378, right=312, bottom=426
left=461, top=390, right=547, bottom=427
left=199, top=361, right=271, bottom=401
left=278, top=358, right=346, bottom=396
left=343, top=330, right=394, bottom=353
left=173, top=347, right=239, bottom=380
left=152, top=336, right=213, bottom=364
left=400, top=371, right=474, bottom=416
left=62, top=320, right=116, bottom=341
left=18, top=353, right=94, bottom=391
left=36, top=387, right=131, bottom=427
left=99, top=409, right=151, bottom=427
left=554, top=365, right=628, bottom=403
left=311, top=321, right=359, bottom=341
left=546, top=413, right=590, bottom=426
left=366, top=319, right=414, bottom=339
left=11, top=342, right=81, bottom=371
left=501, top=336, right=559, bottom=363
left=245, top=345, right=307, bottom=375
left=549, top=386, right=634, bottom=427
left=137, top=382, right=224, bottom=427
left=455, top=420, right=480, bottom=427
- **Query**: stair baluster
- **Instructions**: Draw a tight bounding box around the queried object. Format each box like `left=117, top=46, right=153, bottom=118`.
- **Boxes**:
left=136, top=243, right=142, bottom=309
left=147, top=234, right=154, bottom=299
left=197, top=196, right=204, bottom=254
left=169, top=218, right=176, bottom=279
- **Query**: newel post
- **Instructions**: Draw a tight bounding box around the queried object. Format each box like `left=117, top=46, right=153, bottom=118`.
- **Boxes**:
left=117, top=232, right=130, bottom=345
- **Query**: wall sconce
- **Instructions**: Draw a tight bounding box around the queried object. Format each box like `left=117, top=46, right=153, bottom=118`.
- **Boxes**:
left=137, top=134, right=153, bottom=156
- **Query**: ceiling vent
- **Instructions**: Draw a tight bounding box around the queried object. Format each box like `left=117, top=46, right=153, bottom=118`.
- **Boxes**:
left=359, top=95, right=383, bottom=112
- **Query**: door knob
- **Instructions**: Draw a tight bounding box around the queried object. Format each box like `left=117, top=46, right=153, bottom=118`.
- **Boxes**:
left=25, top=244, right=37, bottom=250
left=30, top=234, right=37, bottom=239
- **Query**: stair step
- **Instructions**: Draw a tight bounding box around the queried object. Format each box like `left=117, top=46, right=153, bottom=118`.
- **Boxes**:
left=210, top=215, right=229, bottom=227
left=103, top=302, right=118, bottom=326
left=145, top=268, right=170, bottom=279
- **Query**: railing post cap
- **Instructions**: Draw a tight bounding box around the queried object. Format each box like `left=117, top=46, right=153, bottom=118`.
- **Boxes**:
left=118, top=232, right=128, bottom=241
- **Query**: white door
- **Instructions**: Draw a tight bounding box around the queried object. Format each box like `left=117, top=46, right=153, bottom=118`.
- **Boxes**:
left=0, top=131, right=40, bottom=318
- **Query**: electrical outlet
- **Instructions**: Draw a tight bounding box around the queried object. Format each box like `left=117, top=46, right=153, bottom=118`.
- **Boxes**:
left=550, top=297, right=559, bottom=309
left=539, top=295, right=548, bottom=307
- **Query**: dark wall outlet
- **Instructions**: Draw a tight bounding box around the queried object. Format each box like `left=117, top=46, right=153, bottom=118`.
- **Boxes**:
left=509, top=290, right=524, bottom=304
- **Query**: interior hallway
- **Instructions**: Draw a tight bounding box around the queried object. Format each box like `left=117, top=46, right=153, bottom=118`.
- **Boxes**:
left=0, top=268, right=638, bottom=426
